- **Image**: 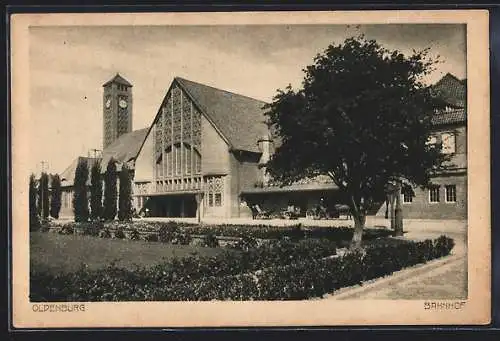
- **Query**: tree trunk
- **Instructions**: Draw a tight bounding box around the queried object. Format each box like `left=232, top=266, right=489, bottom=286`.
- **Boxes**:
left=384, top=196, right=389, bottom=219
left=394, top=181, right=404, bottom=236
left=351, top=212, right=365, bottom=249
left=349, top=196, right=365, bottom=249
left=389, top=192, right=395, bottom=230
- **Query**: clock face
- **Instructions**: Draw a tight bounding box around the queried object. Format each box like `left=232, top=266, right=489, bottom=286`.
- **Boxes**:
left=105, top=98, right=111, bottom=109
left=119, top=98, right=128, bottom=109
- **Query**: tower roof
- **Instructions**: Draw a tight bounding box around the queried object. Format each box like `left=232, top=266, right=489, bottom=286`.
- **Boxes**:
left=102, top=73, right=133, bottom=87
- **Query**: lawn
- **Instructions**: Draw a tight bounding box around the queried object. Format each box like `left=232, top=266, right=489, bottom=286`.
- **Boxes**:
left=30, top=232, right=227, bottom=274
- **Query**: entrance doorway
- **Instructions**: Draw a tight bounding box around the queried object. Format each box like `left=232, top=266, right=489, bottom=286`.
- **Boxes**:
left=147, top=194, right=198, bottom=218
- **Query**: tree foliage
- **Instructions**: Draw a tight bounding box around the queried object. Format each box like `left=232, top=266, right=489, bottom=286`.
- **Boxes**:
left=103, top=159, right=118, bottom=221
left=29, top=174, right=40, bottom=231
left=49, top=174, right=62, bottom=219
left=264, top=36, right=449, bottom=246
left=37, top=172, right=50, bottom=220
left=73, top=160, right=90, bottom=222
left=90, top=161, right=103, bottom=220
left=118, top=163, right=133, bottom=221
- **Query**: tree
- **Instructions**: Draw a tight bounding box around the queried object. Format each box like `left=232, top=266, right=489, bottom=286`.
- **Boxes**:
left=118, top=163, right=132, bottom=221
left=73, top=159, right=90, bottom=222
left=90, top=161, right=103, bottom=220
left=29, top=174, right=40, bottom=231
left=37, top=172, right=50, bottom=220
left=49, top=174, right=62, bottom=219
left=264, top=35, right=449, bottom=248
left=103, top=159, right=118, bottom=221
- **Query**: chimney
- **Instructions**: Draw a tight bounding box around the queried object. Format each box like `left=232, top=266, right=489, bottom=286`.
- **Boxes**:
left=257, top=133, right=273, bottom=165
left=257, top=133, right=273, bottom=186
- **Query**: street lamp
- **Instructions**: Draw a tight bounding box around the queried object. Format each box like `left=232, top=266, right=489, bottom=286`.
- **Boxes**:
left=385, top=178, right=404, bottom=237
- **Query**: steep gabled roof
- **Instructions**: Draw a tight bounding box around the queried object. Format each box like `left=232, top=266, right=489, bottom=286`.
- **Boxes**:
left=60, top=156, right=100, bottom=187
left=432, top=73, right=466, bottom=108
left=430, top=73, right=467, bottom=126
left=175, top=77, right=269, bottom=153
left=102, top=73, right=133, bottom=87
left=100, top=128, right=149, bottom=168
left=60, top=129, right=147, bottom=187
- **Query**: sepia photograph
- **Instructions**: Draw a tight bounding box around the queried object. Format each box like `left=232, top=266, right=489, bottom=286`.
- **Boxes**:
left=10, top=10, right=490, bottom=328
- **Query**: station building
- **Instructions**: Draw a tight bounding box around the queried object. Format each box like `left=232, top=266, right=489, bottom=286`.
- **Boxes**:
left=58, top=72, right=467, bottom=220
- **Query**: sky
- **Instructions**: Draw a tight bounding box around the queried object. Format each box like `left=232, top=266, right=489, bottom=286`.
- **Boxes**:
left=28, top=24, right=466, bottom=175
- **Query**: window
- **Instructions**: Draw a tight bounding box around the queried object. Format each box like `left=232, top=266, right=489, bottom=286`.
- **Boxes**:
left=445, top=185, right=457, bottom=203
left=175, top=144, right=181, bottom=175
left=441, top=132, right=456, bottom=154
left=194, top=150, right=202, bottom=174
left=206, top=176, right=224, bottom=207
left=429, top=186, right=440, bottom=203
left=214, top=193, right=222, bottom=206
left=185, top=144, right=192, bottom=175
left=402, top=188, right=413, bottom=203
left=426, top=135, right=437, bottom=147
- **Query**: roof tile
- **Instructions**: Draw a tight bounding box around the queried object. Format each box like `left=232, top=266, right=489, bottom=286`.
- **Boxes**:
left=175, top=77, right=269, bottom=153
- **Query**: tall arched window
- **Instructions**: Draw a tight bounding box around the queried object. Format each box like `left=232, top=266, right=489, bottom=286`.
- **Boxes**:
left=155, top=154, right=163, bottom=178
left=161, top=143, right=201, bottom=177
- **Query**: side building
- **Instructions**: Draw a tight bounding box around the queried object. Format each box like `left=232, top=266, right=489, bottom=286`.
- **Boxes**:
left=378, top=73, right=467, bottom=219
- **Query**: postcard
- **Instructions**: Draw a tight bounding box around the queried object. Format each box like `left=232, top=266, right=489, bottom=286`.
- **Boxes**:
left=10, top=9, right=490, bottom=328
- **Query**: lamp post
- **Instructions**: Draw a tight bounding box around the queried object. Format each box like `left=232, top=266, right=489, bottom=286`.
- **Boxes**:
left=386, top=178, right=403, bottom=236
left=394, top=179, right=404, bottom=237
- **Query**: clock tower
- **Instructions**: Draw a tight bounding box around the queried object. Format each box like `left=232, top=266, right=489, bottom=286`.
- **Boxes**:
left=102, top=73, right=133, bottom=149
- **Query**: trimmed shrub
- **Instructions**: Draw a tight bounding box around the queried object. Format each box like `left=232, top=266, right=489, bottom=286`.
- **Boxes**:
left=58, top=225, right=74, bottom=235
left=103, top=159, right=117, bottom=221
left=233, top=236, right=258, bottom=251
left=114, top=228, right=126, bottom=239
left=202, top=232, right=219, bottom=248
left=99, top=228, right=112, bottom=238
left=433, top=235, right=455, bottom=258
left=29, top=174, right=41, bottom=232
left=39, top=224, right=50, bottom=233
left=81, top=222, right=102, bottom=237
left=73, top=161, right=89, bottom=222
left=158, top=222, right=179, bottom=243
left=38, top=172, right=50, bottom=220
left=175, top=232, right=192, bottom=245
left=90, top=162, right=103, bottom=220
left=129, top=228, right=141, bottom=241
left=49, top=174, right=62, bottom=219
left=118, top=163, right=133, bottom=221
left=145, top=233, right=159, bottom=242
left=29, top=235, right=454, bottom=302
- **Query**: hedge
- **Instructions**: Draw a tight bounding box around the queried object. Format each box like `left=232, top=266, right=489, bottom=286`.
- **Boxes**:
left=30, top=236, right=454, bottom=302
left=31, top=238, right=338, bottom=301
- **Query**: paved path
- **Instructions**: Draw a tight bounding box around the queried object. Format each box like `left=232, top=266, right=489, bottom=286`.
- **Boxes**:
left=328, top=219, right=468, bottom=300
left=333, top=255, right=467, bottom=300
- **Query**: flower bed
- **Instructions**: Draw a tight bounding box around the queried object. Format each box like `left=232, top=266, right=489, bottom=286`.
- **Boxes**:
left=47, top=220, right=392, bottom=247
left=29, top=236, right=454, bottom=302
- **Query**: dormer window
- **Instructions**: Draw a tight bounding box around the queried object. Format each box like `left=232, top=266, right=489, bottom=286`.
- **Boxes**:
left=426, top=135, right=438, bottom=147
left=441, top=132, right=456, bottom=154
